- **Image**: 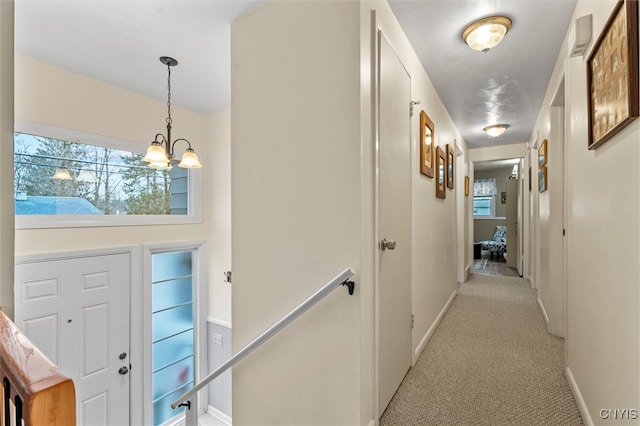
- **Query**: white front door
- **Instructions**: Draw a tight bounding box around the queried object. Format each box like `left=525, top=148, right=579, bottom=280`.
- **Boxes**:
left=378, top=31, right=412, bottom=415
left=15, top=252, right=130, bottom=426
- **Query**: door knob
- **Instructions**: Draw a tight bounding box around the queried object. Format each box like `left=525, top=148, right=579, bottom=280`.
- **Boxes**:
left=380, top=239, right=397, bottom=251
left=118, top=366, right=129, bottom=375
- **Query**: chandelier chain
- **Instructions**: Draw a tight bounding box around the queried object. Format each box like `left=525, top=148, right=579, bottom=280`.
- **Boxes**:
left=166, top=63, right=172, bottom=126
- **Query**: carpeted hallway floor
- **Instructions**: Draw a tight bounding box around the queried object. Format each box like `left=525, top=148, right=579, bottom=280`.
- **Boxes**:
left=380, top=274, right=583, bottom=426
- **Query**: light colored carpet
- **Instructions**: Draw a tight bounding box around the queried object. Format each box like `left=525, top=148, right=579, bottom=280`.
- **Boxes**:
left=380, top=274, right=583, bottom=426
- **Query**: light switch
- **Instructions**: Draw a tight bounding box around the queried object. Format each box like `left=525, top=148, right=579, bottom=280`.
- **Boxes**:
left=212, top=333, right=223, bottom=346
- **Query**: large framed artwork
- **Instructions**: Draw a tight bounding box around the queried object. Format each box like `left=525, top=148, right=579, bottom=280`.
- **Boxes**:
left=435, top=146, right=446, bottom=199
left=446, top=144, right=454, bottom=189
left=420, top=110, right=435, bottom=178
left=587, top=0, right=639, bottom=150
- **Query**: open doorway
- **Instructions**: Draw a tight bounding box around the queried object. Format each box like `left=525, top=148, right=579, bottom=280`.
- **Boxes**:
left=472, top=159, right=523, bottom=277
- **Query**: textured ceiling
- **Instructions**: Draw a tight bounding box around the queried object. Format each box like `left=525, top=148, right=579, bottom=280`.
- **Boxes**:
left=15, top=0, right=577, bottom=149
left=388, top=0, right=577, bottom=148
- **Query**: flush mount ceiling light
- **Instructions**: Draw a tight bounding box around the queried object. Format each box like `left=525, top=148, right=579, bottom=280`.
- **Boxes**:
left=462, top=16, right=512, bottom=52
left=143, top=56, right=202, bottom=170
left=483, top=124, right=509, bottom=137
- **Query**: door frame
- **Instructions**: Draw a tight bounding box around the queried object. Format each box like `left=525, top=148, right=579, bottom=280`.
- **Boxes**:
left=142, top=241, right=208, bottom=425
left=15, top=245, right=138, bottom=424
left=373, top=26, right=413, bottom=419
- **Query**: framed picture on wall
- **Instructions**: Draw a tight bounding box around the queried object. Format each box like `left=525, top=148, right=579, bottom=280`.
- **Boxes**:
left=446, top=144, right=454, bottom=189
left=420, top=110, right=435, bottom=178
left=435, top=146, right=446, bottom=199
left=538, top=139, right=548, bottom=168
left=539, top=167, right=548, bottom=193
left=464, top=176, right=469, bottom=196
left=586, top=0, right=639, bottom=150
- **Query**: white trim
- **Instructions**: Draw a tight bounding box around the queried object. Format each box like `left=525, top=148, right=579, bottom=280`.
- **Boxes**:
left=566, top=366, right=593, bottom=426
left=207, top=405, right=232, bottom=426
left=537, top=297, right=550, bottom=326
left=14, top=120, right=202, bottom=229
left=413, top=290, right=457, bottom=364
left=367, top=419, right=376, bottom=426
left=207, top=317, right=232, bottom=329
left=14, top=245, right=135, bottom=263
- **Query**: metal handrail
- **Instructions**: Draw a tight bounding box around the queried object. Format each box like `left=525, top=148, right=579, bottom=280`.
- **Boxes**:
left=170, top=267, right=355, bottom=410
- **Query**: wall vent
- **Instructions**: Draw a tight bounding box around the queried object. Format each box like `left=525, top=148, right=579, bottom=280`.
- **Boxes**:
left=569, top=14, right=592, bottom=57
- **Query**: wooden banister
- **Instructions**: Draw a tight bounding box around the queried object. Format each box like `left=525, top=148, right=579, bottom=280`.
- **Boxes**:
left=0, top=309, right=75, bottom=426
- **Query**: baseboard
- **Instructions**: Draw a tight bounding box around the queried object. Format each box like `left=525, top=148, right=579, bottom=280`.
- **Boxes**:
left=367, top=419, right=376, bottom=426
left=414, top=290, right=457, bottom=363
left=566, top=367, right=593, bottom=426
left=207, top=405, right=232, bottom=426
left=537, top=297, right=550, bottom=326
left=464, top=265, right=471, bottom=281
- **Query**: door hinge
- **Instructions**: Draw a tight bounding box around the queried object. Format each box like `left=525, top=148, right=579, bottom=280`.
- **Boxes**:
left=411, top=313, right=414, bottom=329
left=410, top=100, right=421, bottom=117
left=563, top=228, right=566, bottom=236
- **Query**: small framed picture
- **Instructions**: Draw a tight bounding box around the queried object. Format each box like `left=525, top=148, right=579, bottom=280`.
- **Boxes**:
left=446, top=144, right=454, bottom=189
left=420, top=111, right=435, bottom=178
left=539, top=167, right=548, bottom=193
left=538, top=139, right=547, bottom=168
left=464, top=176, right=469, bottom=196
left=435, top=146, right=446, bottom=199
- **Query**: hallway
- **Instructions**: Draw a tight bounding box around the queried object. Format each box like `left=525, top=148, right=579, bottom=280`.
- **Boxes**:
left=380, top=274, right=582, bottom=425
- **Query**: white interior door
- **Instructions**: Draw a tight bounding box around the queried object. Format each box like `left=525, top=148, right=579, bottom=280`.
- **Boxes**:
left=15, top=252, right=130, bottom=426
left=378, top=31, right=412, bottom=415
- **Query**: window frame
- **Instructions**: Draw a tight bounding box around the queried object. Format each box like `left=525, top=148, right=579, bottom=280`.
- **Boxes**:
left=143, top=241, right=208, bottom=425
left=473, top=195, right=496, bottom=219
left=14, top=120, right=202, bottom=229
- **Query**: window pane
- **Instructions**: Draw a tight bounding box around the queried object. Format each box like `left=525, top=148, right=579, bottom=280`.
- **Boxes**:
left=151, top=250, right=195, bottom=426
left=14, top=132, right=188, bottom=215
left=153, top=330, right=194, bottom=373
left=152, top=251, right=192, bottom=282
left=152, top=278, right=193, bottom=313
left=473, top=196, right=493, bottom=216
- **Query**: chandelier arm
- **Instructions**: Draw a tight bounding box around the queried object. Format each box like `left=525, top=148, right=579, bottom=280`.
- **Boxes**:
left=171, top=138, right=194, bottom=152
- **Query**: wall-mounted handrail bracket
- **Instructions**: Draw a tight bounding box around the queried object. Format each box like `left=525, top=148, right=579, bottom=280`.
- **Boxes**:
left=178, top=401, right=191, bottom=410
left=341, top=280, right=355, bottom=295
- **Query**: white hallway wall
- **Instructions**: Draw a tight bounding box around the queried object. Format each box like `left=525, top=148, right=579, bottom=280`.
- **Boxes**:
left=532, top=0, right=639, bottom=423
left=231, top=1, right=467, bottom=424
left=0, top=0, right=15, bottom=319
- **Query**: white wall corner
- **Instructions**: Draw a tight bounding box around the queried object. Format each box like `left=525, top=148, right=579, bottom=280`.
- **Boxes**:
left=207, top=405, right=232, bottom=426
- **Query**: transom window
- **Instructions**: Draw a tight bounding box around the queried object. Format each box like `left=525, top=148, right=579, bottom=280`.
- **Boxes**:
left=13, top=122, right=201, bottom=229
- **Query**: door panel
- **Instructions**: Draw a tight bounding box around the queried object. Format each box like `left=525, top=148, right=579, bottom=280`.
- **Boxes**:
left=15, top=252, right=130, bottom=426
left=506, top=179, right=519, bottom=269
left=378, top=32, right=412, bottom=415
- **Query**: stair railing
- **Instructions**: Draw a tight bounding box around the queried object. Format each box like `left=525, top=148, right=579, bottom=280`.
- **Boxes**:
left=170, top=267, right=355, bottom=424
left=0, top=309, right=76, bottom=426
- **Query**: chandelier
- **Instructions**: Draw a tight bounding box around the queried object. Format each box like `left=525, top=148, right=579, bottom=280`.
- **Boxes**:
left=143, top=56, right=202, bottom=169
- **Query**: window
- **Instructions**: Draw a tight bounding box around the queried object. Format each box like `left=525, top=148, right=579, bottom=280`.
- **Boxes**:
left=473, top=196, right=495, bottom=217
left=473, top=178, right=497, bottom=218
left=151, top=251, right=195, bottom=426
left=14, top=121, right=201, bottom=228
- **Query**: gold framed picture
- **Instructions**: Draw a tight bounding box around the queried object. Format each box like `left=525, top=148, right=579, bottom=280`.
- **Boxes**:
left=435, top=146, right=446, bottom=199
left=420, top=110, right=435, bottom=178
left=539, top=167, right=548, bottom=193
left=446, top=144, right=454, bottom=189
left=538, top=139, right=548, bottom=168
left=586, top=0, right=639, bottom=149
left=464, top=176, right=469, bottom=196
